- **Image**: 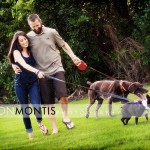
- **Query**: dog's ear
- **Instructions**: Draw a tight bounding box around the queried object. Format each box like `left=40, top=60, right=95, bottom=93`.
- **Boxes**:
left=134, top=82, right=143, bottom=87
left=146, top=94, right=150, bottom=100
left=128, top=82, right=143, bottom=93
left=146, top=94, right=150, bottom=106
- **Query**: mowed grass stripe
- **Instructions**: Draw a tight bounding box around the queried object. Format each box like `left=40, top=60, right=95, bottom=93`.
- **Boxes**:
left=0, top=85, right=150, bottom=149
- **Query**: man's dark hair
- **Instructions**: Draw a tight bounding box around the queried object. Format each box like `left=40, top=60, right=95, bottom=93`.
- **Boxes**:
left=27, top=14, right=42, bottom=25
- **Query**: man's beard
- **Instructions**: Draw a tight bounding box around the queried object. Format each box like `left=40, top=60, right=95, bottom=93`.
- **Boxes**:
left=33, top=26, right=42, bottom=34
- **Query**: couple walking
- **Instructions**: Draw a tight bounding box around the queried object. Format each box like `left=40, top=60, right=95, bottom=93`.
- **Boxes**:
left=7, top=14, right=81, bottom=139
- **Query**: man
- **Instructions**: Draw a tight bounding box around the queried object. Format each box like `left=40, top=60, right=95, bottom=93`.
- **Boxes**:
left=13, top=14, right=81, bottom=134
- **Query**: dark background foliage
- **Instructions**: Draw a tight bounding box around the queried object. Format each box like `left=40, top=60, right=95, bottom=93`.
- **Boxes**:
left=0, top=0, right=150, bottom=103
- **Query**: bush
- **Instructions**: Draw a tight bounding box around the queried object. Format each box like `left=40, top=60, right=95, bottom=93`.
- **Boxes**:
left=0, top=56, right=16, bottom=103
left=132, top=2, right=150, bottom=65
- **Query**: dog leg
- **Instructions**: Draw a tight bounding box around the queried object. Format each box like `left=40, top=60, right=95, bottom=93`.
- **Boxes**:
left=86, top=100, right=95, bottom=118
left=135, top=117, right=139, bottom=125
left=86, top=104, right=92, bottom=118
left=108, top=100, right=113, bottom=117
left=125, top=117, right=131, bottom=125
left=121, top=118, right=127, bottom=125
left=95, top=98, right=103, bottom=118
left=145, top=113, right=148, bottom=121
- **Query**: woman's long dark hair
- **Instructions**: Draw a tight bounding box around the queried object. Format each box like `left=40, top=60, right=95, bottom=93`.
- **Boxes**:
left=7, top=31, right=30, bottom=64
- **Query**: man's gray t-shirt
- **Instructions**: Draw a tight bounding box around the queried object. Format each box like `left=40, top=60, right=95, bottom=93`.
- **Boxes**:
left=27, top=26, right=65, bottom=75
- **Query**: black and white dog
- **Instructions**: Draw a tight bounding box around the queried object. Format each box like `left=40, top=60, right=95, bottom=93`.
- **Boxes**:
left=121, top=94, right=150, bottom=125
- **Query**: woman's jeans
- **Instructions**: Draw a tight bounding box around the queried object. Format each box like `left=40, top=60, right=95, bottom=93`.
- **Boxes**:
left=15, top=81, right=42, bottom=133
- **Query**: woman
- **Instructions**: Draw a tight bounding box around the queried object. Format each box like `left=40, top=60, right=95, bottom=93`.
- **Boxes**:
left=7, top=31, right=48, bottom=139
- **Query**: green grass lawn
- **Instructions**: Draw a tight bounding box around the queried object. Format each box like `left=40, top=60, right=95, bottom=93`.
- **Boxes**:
left=1, top=85, right=150, bottom=150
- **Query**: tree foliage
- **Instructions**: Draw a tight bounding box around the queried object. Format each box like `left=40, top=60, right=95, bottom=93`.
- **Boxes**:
left=0, top=0, right=150, bottom=103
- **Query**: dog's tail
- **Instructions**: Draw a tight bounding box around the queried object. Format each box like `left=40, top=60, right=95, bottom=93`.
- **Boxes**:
left=87, top=81, right=92, bottom=86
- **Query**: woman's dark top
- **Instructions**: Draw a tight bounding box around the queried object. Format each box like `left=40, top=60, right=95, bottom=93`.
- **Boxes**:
left=15, top=52, right=38, bottom=84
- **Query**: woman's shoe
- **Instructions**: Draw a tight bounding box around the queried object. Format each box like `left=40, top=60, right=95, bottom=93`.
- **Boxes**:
left=38, top=124, right=48, bottom=134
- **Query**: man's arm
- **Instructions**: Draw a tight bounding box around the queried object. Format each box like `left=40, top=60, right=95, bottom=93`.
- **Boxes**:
left=62, top=42, right=81, bottom=65
left=12, top=64, right=22, bottom=74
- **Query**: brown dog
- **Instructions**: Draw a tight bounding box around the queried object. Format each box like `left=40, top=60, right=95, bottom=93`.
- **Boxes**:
left=86, top=80, right=148, bottom=118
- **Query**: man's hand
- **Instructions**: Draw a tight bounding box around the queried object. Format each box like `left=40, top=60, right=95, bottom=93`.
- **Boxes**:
left=72, top=56, right=81, bottom=66
left=12, top=64, right=22, bottom=74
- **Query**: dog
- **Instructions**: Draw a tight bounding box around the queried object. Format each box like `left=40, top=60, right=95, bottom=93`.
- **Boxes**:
left=121, top=94, right=150, bottom=125
left=86, top=80, right=148, bottom=118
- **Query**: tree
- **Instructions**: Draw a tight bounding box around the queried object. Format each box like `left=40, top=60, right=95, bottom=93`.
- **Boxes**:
left=0, top=0, right=149, bottom=102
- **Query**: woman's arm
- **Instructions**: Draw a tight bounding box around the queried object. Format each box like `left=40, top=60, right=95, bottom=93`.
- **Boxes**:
left=13, top=50, right=44, bottom=78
